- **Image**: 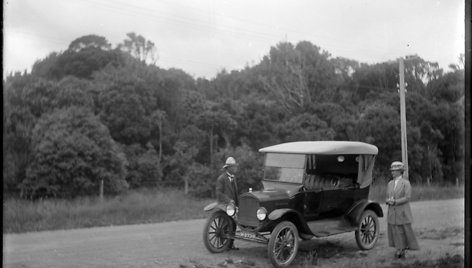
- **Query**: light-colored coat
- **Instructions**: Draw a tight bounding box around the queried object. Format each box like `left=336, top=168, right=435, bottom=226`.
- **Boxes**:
left=386, top=177, right=414, bottom=225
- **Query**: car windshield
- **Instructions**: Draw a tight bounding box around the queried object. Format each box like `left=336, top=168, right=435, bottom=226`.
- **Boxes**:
left=263, top=153, right=304, bottom=183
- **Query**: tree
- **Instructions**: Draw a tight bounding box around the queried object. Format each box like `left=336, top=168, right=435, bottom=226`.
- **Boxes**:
left=6, top=77, right=94, bottom=118
left=258, top=42, right=310, bottom=110
left=277, top=113, right=336, bottom=142
left=351, top=103, right=401, bottom=176
left=257, top=41, right=337, bottom=111
left=3, top=102, right=36, bottom=194
left=197, top=108, right=237, bottom=167
left=58, top=48, right=125, bottom=79
left=236, top=100, right=282, bottom=149
left=93, top=59, right=186, bottom=130
left=68, top=35, right=112, bottom=52
left=185, top=162, right=214, bottom=197
left=123, top=143, right=162, bottom=188
left=118, top=32, right=158, bottom=64
left=426, top=70, right=464, bottom=104
left=21, top=107, right=128, bottom=199
left=429, top=102, right=464, bottom=182
left=331, top=57, right=360, bottom=83
left=351, top=62, right=399, bottom=103
left=31, top=52, right=60, bottom=79
left=448, top=54, right=465, bottom=71
left=4, top=33, right=466, bottom=198
left=164, top=141, right=200, bottom=194
left=136, top=146, right=161, bottom=187
left=98, top=83, right=155, bottom=145
left=310, top=102, right=355, bottom=140
left=403, top=55, right=442, bottom=92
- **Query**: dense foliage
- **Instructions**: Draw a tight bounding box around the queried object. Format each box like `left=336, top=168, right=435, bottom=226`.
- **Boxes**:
left=3, top=33, right=464, bottom=199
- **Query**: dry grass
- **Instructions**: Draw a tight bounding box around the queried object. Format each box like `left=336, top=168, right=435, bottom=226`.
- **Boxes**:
left=384, top=253, right=464, bottom=268
left=369, top=183, right=464, bottom=203
left=3, top=183, right=464, bottom=234
left=3, top=188, right=212, bottom=233
left=417, top=227, right=464, bottom=240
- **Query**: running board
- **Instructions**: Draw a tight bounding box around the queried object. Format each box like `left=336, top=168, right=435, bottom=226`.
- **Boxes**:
left=231, top=231, right=269, bottom=244
left=307, top=217, right=356, bottom=237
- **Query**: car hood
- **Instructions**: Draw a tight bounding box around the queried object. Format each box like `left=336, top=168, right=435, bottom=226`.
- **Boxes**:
left=242, top=187, right=296, bottom=202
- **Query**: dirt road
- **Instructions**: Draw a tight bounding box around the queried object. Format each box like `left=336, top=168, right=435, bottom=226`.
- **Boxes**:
left=3, top=198, right=464, bottom=268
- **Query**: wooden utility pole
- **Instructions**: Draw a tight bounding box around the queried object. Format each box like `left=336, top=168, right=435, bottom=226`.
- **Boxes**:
left=399, top=58, right=409, bottom=179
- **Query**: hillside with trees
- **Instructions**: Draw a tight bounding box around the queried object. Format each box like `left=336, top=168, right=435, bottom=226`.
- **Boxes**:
left=3, top=33, right=464, bottom=199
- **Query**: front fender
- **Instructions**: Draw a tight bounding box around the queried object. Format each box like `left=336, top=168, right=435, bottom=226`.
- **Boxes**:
left=203, top=202, right=227, bottom=213
left=268, top=208, right=293, bottom=221
left=268, top=208, right=312, bottom=236
left=346, top=200, right=384, bottom=225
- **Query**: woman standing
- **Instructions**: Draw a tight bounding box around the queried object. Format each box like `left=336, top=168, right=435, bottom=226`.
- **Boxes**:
left=386, top=161, right=419, bottom=258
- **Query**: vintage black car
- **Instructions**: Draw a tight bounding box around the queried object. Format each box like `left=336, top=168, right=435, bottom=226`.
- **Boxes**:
left=203, top=141, right=383, bottom=267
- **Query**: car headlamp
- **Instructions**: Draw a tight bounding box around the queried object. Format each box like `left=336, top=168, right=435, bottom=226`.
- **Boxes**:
left=226, top=203, right=236, bottom=216
left=256, top=207, right=267, bottom=221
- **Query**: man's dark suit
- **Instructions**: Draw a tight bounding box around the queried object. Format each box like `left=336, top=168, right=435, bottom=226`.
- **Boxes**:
left=216, top=172, right=239, bottom=205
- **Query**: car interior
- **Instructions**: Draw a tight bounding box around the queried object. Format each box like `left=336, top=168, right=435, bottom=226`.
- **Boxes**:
left=303, top=154, right=358, bottom=191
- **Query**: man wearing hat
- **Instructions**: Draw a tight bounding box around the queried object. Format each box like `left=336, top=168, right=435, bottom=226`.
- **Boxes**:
left=386, top=161, right=419, bottom=259
left=215, top=157, right=239, bottom=250
left=216, top=157, right=239, bottom=206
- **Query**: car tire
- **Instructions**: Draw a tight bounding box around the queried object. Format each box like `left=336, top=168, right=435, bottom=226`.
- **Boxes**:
left=268, top=221, right=299, bottom=268
left=203, top=211, right=234, bottom=253
left=355, top=209, right=379, bottom=250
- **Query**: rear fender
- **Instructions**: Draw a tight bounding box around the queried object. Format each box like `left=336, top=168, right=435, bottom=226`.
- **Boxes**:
left=203, top=202, right=226, bottom=213
left=346, top=200, right=384, bottom=225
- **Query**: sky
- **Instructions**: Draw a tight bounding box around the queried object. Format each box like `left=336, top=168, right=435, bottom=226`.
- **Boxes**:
left=4, top=0, right=465, bottom=79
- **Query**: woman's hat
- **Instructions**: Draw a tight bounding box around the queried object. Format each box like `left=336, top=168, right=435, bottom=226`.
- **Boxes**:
left=390, top=161, right=405, bottom=171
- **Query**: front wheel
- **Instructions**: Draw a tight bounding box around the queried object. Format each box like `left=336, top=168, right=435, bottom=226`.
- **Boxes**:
left=203, top=211, right=235, bottom=253
left=355, top=209, right=380, bottom=250
left=268, top=221, right=299, bottom=268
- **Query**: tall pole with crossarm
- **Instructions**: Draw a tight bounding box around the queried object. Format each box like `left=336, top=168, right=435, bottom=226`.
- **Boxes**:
left=399, top=58, right=409, bottom=179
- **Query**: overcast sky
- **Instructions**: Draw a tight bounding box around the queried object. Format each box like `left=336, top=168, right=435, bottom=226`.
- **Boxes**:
left=4, top=0, right=464, bottom=79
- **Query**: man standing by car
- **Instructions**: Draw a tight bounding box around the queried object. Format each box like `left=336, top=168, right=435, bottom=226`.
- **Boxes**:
left=215, top=156, right=239, bottom=250
left=386, top=161, right=419, bottom=259
left=216, top=157, right=239, bottom=206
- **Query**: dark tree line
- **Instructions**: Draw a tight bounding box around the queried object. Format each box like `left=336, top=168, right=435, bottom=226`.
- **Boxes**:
left=3, top=33, right=464, bottom=199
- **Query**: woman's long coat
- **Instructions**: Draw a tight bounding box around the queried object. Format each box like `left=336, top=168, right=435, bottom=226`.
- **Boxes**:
left=386, top=177, right=414, bottom=225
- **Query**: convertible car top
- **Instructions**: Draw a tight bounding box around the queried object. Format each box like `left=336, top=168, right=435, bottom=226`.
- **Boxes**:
left=259, top=141, right=379, bottom=155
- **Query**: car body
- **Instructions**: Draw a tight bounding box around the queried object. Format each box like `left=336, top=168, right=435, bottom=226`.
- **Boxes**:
left=203, top=141, right=383, bottom=267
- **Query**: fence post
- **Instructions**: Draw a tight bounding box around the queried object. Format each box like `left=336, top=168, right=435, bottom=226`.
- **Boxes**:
left=100, top=179, right=104, bottom=201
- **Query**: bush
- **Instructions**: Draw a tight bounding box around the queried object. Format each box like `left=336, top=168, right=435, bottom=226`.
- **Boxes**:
left=21, top=107, right=128, bottom=199
left=124, top=143, right=162, bottom=188
left=187, top=163, right=215, bottom=197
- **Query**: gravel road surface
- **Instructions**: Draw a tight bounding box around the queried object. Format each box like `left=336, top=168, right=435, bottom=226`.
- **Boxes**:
left=3, top=198, right=464, bottom=268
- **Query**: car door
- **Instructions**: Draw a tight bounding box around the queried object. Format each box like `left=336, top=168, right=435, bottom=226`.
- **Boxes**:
left=320, top=188, right=355, bottom=217
left=303, top=189, right=322, bottom=221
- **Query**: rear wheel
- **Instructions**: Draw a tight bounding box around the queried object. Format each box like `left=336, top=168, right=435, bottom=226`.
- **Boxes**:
left=203, top=211, right=234, bottom=253
left=355, top=210, right=379, bottom=250
left=268, top=221, right=299, bottom=268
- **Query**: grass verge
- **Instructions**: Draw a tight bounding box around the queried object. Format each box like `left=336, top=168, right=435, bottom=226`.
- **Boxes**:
left=3, top=184, right=464, bottom=234
left=369, top=183, right=464, bottom=203
left=3, top=188, right=212, bottom=233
